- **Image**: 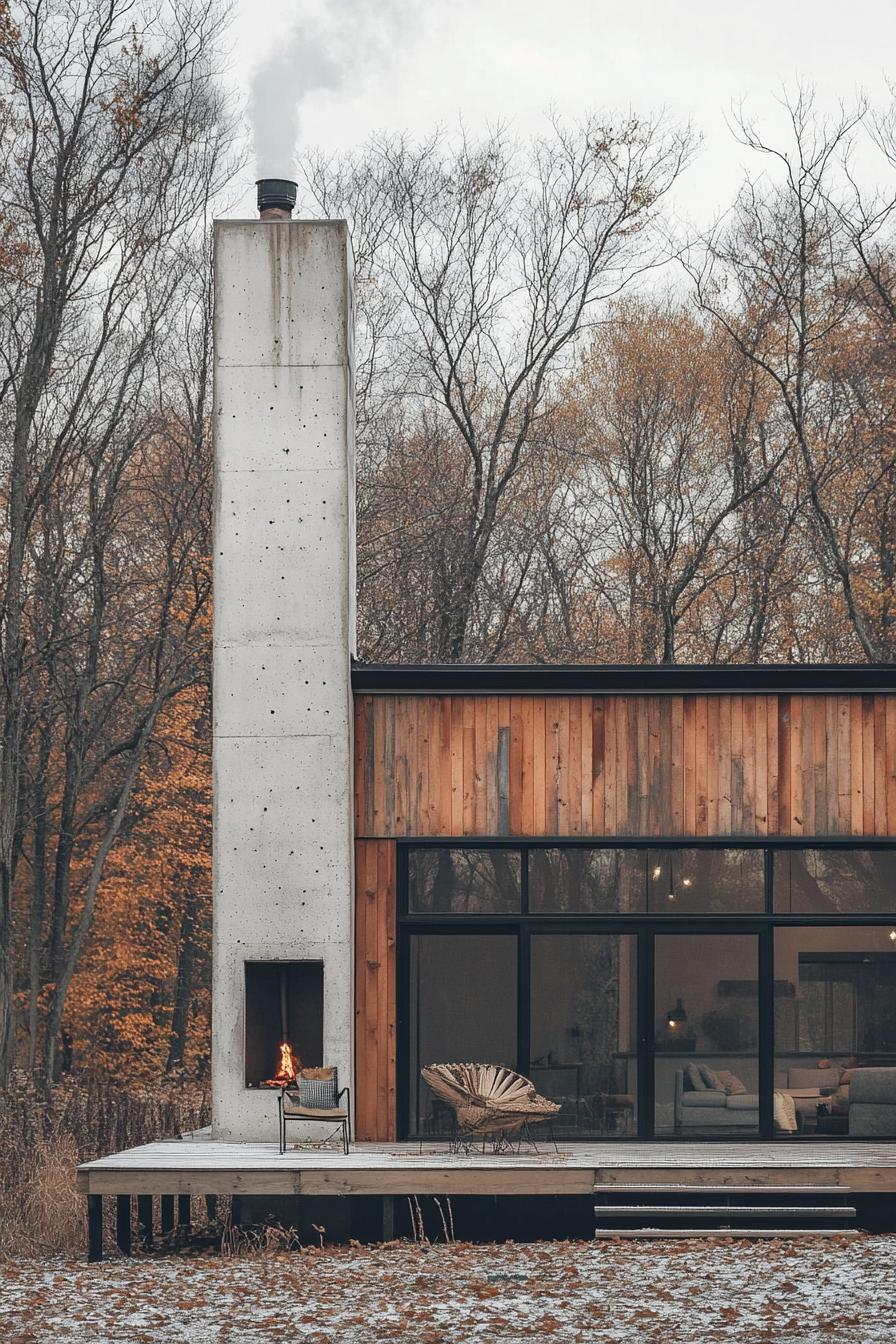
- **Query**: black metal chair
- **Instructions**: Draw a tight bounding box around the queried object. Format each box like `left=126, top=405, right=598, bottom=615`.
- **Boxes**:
left=278, top=1071, right=351, bottom=1154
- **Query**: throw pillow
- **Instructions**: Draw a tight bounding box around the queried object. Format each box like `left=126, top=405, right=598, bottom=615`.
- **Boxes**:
left=684, top=1062, right=706, bottom=1091
left=714, top=1069, right=747, bottom=1096
left=839, top=1068, right=856, bottom=1086
left=297, top=1067, right=338, bottom=1109
left=698, top=1064, right=723, bottom=1090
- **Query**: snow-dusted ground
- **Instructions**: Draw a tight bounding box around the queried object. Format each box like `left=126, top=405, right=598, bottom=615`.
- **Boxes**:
left=1, top=1236, right=895, bottom=1342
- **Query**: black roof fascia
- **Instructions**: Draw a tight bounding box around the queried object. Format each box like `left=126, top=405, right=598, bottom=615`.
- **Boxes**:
left=351, top=663, right=896, bottom=695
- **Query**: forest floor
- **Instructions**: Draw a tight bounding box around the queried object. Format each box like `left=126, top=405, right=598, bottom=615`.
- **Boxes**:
left=1, top=1234, right=895, bottom=1343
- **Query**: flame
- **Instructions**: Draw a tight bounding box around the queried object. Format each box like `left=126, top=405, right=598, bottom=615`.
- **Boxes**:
left=262, top=1040, right=301, bottom=1088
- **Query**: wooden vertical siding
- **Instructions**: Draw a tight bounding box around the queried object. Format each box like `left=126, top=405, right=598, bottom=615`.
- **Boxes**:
left=354, top=839, right=396, bottom=1142
left=352, top=691, right=896, bottom=1137
left=354, top=693, right=896, bottom=840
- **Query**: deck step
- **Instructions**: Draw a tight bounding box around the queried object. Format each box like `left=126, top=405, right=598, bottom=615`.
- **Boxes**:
left=593, top=1185, right=848, bottom=1196
left=594, top=1227, right=861, bottom=1240
left=593, top=1183, right=856, bottom=1236
left=594, top=1205, right=855, bottom=1219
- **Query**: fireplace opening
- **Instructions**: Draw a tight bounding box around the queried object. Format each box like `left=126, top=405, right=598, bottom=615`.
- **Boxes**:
left=244, top=961, right=324, bottom=1088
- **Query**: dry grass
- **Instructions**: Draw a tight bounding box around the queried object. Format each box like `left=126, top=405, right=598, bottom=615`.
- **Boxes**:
left=0, top=1073, right=210, bottom=1257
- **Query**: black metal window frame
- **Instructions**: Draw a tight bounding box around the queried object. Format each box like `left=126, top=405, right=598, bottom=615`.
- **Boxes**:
left=396, top=837, right=896, bottom=1142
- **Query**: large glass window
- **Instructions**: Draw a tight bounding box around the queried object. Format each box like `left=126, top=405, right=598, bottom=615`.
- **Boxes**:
left=775, top=925, right=896, bottom=1139
left=647, top=848, right=764, bottom=914
left=530, top=934, right=637, bottom=1136
left=654, top=933, right=760, bottom=1137
left=408, top=848, right=521, bottom=913
left=401, top=842, right=896, bottom=1141
left=409, top=933, right=517, bottom=1134
left=529, top=849, right=645, bottom=913
left=774, top=850, right=896, bottom=914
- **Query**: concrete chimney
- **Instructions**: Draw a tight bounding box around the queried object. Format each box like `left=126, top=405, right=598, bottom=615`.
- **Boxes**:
left=211, top=218, right=355, bottom=1141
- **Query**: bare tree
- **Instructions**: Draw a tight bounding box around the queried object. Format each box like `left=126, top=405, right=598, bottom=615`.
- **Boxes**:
left=304, top=114, right=694, bottom=660
left=544, top=300, right=793, bottom=662
left=0, top=0, right=236, bottom=1081
left=687, top=88, right=896, bottom=662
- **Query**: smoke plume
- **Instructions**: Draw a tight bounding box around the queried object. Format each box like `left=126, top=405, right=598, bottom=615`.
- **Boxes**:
left=249, top=0, right=410, bottom=180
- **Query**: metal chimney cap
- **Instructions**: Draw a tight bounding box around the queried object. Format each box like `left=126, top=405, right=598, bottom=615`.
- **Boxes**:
left=256, top=178, right=298, bottom=216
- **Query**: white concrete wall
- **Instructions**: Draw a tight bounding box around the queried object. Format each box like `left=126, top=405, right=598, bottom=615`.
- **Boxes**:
left=211, top=220, right=355, bottom=1141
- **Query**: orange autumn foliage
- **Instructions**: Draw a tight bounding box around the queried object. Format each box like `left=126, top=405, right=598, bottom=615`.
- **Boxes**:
left=64, top=686, right=211, bottom=1079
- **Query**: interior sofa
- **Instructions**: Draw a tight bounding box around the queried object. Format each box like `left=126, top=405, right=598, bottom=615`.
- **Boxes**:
left=849, top=1067, right=896, bottom=1137
left=674, top=1067, right=758, bottom=1130
left=675, top=1063, right=896, bottom=1136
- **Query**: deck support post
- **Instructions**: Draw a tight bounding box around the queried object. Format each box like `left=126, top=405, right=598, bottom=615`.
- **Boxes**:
left=137, top=1194, right=153, bottom=1247
left=115, top=1195, right=131, bottom=1256
left=160, top=1194, right=174, bottom=1235
left=87, top=1195, right=103, bottom=1262
left=381, top=1195, right=395, bottom=1241
left=177, top=1195, right=191, bottom=1229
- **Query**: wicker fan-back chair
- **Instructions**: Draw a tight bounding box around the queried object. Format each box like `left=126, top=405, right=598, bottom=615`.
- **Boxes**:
left=421, top=1063, right=560, bottom=1138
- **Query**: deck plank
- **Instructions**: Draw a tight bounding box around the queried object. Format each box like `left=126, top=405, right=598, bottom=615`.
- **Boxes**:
left=76, top=1139, right=896, bottom=1196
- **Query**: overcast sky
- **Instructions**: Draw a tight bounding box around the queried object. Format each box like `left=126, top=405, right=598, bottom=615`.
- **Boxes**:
left=227, top=0, right=895, bottom=222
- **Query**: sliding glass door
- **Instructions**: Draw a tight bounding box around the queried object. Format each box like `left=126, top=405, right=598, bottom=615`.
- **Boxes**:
left=652, top=931, right=761, bottom=1138
left=408, top=932, right=517, bottom=1135
left=529, top=933, right=638, bottom=1137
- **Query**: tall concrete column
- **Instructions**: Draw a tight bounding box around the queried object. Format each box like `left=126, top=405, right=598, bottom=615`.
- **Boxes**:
left=211, top=221, right=355, bottom=1141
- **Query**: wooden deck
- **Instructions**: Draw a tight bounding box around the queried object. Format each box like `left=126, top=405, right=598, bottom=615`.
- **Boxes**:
left=77, top=1138, right=896, bottom=1197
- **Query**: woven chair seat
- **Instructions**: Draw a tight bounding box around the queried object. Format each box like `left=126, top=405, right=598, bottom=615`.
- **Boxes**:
left=421, top=1063, right=561, bottom=1138
left=282, top=1103, right=349, bottom=1120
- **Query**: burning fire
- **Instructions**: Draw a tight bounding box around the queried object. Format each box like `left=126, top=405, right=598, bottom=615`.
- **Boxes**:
left=262, top=1041, right=301, bottom=1088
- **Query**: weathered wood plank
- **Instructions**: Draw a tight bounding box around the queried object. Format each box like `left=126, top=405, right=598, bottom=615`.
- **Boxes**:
left=485, top=697, right=499, bottom=834
left=670, top=695, right=684, bottom=835
left=580, top=697, right=593, bottom=837
left=705, top=696, right=719, bottom=835
left=766, top=695, right=778, bottom=834
left=354, top=695, right=370, bottom=837
left=462, top=695, right=476, bottom=836
left=798, top=695, right=813, bottom=835
left=545, top=697, right=561, bottom=834
left=863, top=694, right=875, bottom=836
left=777, top=696, right=792, bottom=834
left=695, top=695, right=708, bottom=836
left=592, top=698, right=606, bottom=835
left=497, top=696, right=511, bottom=836
left=354, top=692, right=896, bottom=840
left=837, top=695, right=852, bottom=835
left=520, top=695, right=535, bottom=836
left=450, top=697, right=464, bottom=836
left=473, top=696, right=487, bottom=835
left=825, top=694, right=839, bottom=836
left=509, top=696, right=524, bottom=836
left=533, top=696, right=547, bottom=836
left=683, top=696, right=696, bottom=835
left=754, top=696, right=768, bottom=835
left=874, top=695, right=887, bottom=836
left=887, top=696, right=896, bottom=836
left=568, top=695, right=582, bottom=835
left=850, top=695, right=864, bottom=836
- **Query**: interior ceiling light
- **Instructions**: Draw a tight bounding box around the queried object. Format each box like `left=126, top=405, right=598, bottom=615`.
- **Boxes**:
left=681, top=877, right=692, bottom=888
left=652, top=865, right=662, bottom=880
left=889, top=930, right=896, bottom=943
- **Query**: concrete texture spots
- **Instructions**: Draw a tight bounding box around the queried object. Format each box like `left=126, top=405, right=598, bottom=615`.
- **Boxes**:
left=211, top=221, right=356, bottom=1142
